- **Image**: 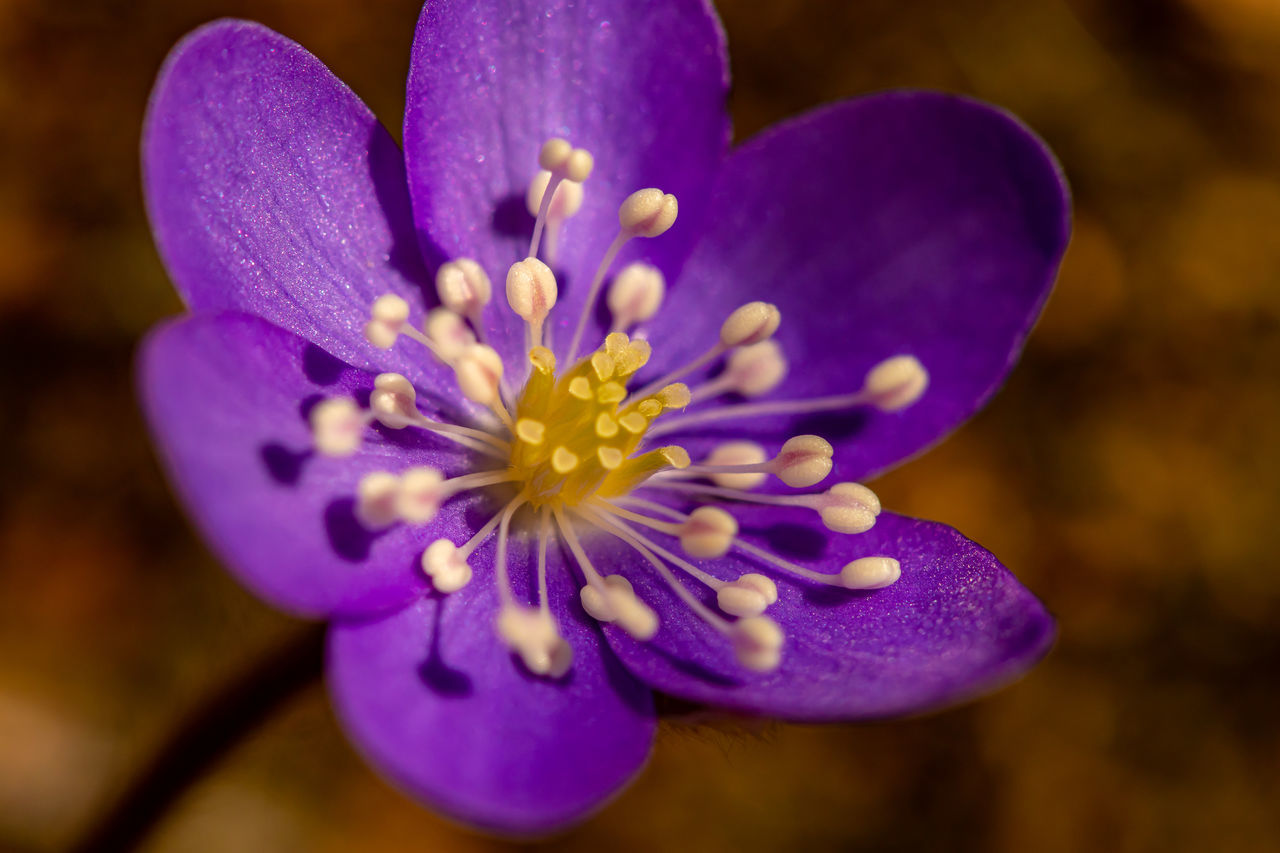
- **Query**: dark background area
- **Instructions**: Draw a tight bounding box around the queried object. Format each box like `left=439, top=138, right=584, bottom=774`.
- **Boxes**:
left=2, top=0, right=1278, bottom=850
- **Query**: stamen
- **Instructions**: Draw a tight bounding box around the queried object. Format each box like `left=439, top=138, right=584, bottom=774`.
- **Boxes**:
left=506, top=257, right=558, bottom=349
left=423, top=308, right=476, bottom=361
left=434, top=259, right=492, bottom=341
left=525, top=171, right=583, bottom=264
left=554, top=507, right=657, bottom=640
left=626, top=301, right=780, bottom=404
left=698, top=441, right=767, bottom=489
left=311, top=398, right=366, bottom=456
left=529, top=138, right=593, bottom=259
left=494, top=495, right=571, bottom=677
left=607, top=262, right=665, bottom=332
left=354, top=471, right=399, bottom=528
left=644, top=478, right=880, bottom=533
left=565, top=188, right=679, bottom=363
left=355, top=468, right=518, bottom=530
left=613, top=496, right=899, bottom=591
left=688, top=340, right=787, bottom=401
left=580, top=506, right=785, bottom=671
left=453, top=344, right=515, bottom=429
left=648, top=354, right=930, bottom=437
left=363, top=294, right=410, bottom=349
left=715, top=574, right=778, bottom=618
left=671, top=434, right=833, bottom=489
left=421, top=504, right=511, bottom=593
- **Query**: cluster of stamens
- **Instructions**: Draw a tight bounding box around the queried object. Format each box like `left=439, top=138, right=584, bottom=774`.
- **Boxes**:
left=308, top=137, right=930, bottom=677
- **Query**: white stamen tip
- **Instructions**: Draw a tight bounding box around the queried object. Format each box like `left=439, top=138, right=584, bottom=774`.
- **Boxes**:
left=705, top=441, right=768, bottom=489
left=731, top=615, right=784, bottom=671
left=679, top=506, right=738, bottom=558
left=355, top=471, right=400, bottom=529
left=607, top=262, right=666, bottom=330
left=565, top=148, right=594, bottom=183
left=526, top=170, right=584, bottom=219
left=775, top=435, right=834, bottom=488
left=421, top=539, right=473, bottom=593
left=720, top=301, right=781, bottom=348
left=819, top=482, right=882, bottom=534
left=863, top=355, right=929, bottom=412
left=453, top=344, right=504, bottom=406
left=505, top=257, right=558, bottom=324
left=723, top=340, right=788, bottom=396
left=717, top=573, right=779, bottom=617
left=619, top=188, right=678, bottom=238
left=424, top=308, right=476, bottom=361
left=581, top=575, right=657, bottom=640
left=364, top=294, right=411, bottom=349
left=395, top=466, right=445, bottom=524
left=840, top=556, right=901, bottom=590
left=538, top=137, right=572, bottom=171
left=311, top=398, right=364, bottom=456
left=435, top=258, right=492, bottom=318
left=497, top=604, right=573, bottom=677
left=369, top=373, right=417, bottom=429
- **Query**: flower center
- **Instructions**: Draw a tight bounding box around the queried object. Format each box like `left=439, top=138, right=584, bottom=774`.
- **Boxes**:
left=307, top=138, right=931, bottom=678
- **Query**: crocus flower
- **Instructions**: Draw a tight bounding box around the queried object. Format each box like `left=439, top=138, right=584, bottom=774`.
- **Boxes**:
left=139, top=0, right=1069, bottom=835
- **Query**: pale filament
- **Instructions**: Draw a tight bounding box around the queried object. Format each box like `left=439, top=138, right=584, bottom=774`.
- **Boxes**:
left=612, top=496, right=853, bottom=586
left=566, top=231, right=631, bottom=363
left=585, top=498, right=725, bottom=589
left=492, top=495, right=528, bottom=606
left=398, top=412, right=512, bottom=456
left=552, top=505, right=615, bottom=596
left=537, top=507, right=552, bottom=612
left=529, top=172, right=565, bottom=260
left=576, top=505, right=733, bottom=635
left=640, top=479, right=823, bottom=508
left=648, top=389, right=883, bottom=437
left=625, top=340, right=729, bottom=405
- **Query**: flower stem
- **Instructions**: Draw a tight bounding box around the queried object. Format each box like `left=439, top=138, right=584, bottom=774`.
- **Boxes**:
left=72, top=623, right=326, bottom=853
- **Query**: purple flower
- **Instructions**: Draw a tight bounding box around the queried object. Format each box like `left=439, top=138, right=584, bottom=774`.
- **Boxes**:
left=138, top=0, right=1069, bottom=835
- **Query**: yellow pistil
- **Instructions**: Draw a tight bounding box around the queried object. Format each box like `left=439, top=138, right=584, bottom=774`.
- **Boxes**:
left=507, top=332, right=690, bottom=508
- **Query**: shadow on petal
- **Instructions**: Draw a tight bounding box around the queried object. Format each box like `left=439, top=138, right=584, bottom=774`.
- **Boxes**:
left=324, top=497, right=381, bottom=561
left=416, top=595, right=474, bottom=698
left=259, top=442, right=311, bottom=486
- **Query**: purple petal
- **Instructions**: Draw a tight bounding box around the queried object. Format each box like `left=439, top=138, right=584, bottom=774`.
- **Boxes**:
left=404, top=0, right=730, bottom=363
left=651, top=91, right=1070, bottom=480
left=602, top=506, right=1054, bottom=720
left=143, top=20, right=433, bottom=380
left=138, top=311, right=486, bottom=619
left=328, top=534, right=656, bottom=834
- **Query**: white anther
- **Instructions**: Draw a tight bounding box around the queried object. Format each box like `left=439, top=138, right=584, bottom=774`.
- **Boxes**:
left=538, top=138, right=572, bottom=172
left=580, top=575, right=657, bottom=639
left=497, top=604, right=573, bottom=677
left=618, top=188, right=678, bottom=238
left=525, top=170, right=584, bottom=220
left=564, top=148, right=594, bottom=183
left=679, top=506, right=738, bottom=558
left=717, top=573, right=779, bottom=617
left=364, top=294, right=411, bottom=348
left=421, top=540, right=473, bottom=593
left=862, top=355, right=929, bottom=412
left=435, top=258, right=492, bottom=318
left=606, top=262, right=665, bottom=330
left=775, top=435, right=834, bottom=488
left=731, top=615, right=784, bottom=672
left=354, top=471, right=400, bottom=529
left=720, top=301, right=781, bottom=348
left=705, top=441, right=768, bottom=489
left=506, top=257, right=558, bottom=325
left=424, top=308, right=476, bottom=361
left=840, top=556, right=901, bottom=590
left=311, top=398, right=364, bottom=456
left=453, top=344, right=504, bottom=406
left=723, top=340, right=788, bottom=396
left=819, top=482, right=882, bottom=534
left=395, top=467, right=445, bottom=524
left=369, top=373, right=417, bottom=429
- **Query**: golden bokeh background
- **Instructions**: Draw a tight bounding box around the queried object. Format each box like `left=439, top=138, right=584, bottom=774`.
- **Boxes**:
left=2, top=0, right=1278, bottom=850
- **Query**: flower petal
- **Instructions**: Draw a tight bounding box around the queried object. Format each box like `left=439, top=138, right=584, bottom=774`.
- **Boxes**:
left=139, top=312, right=481, bottom=619
left=328, top=534, right=656, bottom=835
left=601, top=506, right=1054, bottom=720
left=143, top=20, right=432, bottom=379
left=404, top=0, right=730, bottom=363
left=654, top=91, right=1070, bottom=480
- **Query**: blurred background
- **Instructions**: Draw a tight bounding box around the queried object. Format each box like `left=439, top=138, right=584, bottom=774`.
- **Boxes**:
left=2, top=0, right=1278, bottom=850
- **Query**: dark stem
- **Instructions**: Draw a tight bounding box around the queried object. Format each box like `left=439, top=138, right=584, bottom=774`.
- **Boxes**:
left=72, top=623, right=327, bottom=853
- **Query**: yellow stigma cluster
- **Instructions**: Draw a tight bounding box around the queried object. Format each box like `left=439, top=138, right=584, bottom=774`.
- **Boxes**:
left=509, top=332, right=691, bottom=508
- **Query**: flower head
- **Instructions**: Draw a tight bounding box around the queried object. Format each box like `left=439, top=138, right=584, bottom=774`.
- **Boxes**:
left=139, top=0, right=1069, bottom=834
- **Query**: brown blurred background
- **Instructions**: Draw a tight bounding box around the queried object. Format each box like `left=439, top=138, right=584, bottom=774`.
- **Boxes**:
left=2, top=0, right=1278, bottom=850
